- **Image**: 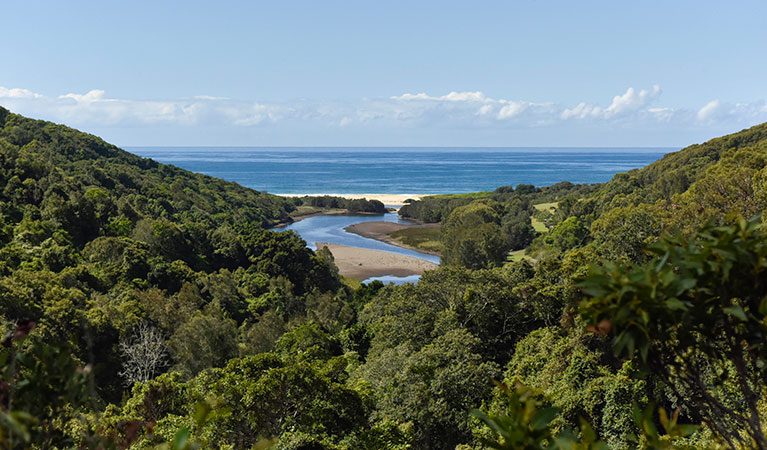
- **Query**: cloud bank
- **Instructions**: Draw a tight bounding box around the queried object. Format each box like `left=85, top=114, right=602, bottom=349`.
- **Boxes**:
left=1, top=84, right=765, bottom=145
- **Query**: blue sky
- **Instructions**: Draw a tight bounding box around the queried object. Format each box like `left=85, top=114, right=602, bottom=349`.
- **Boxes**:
left=1, top=0, right=766, bottom=146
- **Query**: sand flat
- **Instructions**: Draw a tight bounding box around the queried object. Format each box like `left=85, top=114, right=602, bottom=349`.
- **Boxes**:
left=317, top=242, right=438, bottom=280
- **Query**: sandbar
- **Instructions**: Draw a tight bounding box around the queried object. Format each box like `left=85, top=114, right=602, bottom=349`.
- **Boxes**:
left=316, top=242, right=438, bottom=280
left=344, top=221, right=442, bottom=256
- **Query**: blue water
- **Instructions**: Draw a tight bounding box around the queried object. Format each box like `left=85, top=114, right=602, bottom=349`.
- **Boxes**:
left=128, top=147, right=673, bottom=194
left=280, top=212, right=441, bottom=265
left=280, top=212, right=439, bottom=285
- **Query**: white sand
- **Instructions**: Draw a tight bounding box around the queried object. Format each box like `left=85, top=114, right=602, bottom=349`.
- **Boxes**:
left=316, top=242, right=438, bottom=280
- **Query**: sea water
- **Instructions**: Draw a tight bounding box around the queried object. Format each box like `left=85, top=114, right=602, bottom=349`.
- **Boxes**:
left=128, top=147, right=673, bottom=194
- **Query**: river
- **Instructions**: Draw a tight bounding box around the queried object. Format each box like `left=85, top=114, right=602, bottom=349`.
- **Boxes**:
left=280, top=212, right=440, bottom=284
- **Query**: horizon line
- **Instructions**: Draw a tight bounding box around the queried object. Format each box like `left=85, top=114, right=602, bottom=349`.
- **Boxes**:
left=124, top=145, right=678, bottom=149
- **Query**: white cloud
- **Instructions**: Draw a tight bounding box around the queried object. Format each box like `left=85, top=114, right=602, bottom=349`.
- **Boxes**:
left=59, top=89, right=107, bottom=103
left=391, top=91, right=490, bottom=102
left=561, top=102, right=602, bottom=120
left=0, top=87, right=43, bottom=99
left=1, top=84, right=765, bottom=140
left=648, top=107, right=675, bottom=122
left=561, top=85, right=662, bottom=121
left=497, top=101, right=529, bottom=119
left=604, top=85, right=661, bottom=118
left=193, top=95, right=229, bottom=100
left=695, top=99, right=767, bottom=125
left=697, top=100, right=721, bottom=121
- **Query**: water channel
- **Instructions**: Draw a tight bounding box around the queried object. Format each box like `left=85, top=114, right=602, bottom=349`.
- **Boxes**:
left=280, top=212, right=440, bottom=284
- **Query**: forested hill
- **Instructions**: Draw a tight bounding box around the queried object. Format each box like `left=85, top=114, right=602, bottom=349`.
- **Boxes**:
left=581, top=121, right=767, bottom=215
left=4, top=107, right=767, bottom=450
left=0, top=108, right=345, bottom=407
left=0, top=106, right=296, bottom=244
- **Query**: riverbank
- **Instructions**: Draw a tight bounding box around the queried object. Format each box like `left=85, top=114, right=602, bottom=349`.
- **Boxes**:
left=344, top=221, right=442, bottom=256
left=317, top=242, right=438, bottom=280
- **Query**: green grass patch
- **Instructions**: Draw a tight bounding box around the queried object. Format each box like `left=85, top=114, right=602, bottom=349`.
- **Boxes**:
left=531, top=216, right=548, bottom=233
left=506, top=249, right=527, bottom=262
left=533, top=202, right=558, bottom=212
left=389, top=226, right=443, bottom=253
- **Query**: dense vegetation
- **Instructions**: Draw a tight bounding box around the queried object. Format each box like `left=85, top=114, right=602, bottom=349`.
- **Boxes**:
left=2, top=106, right=767, bottom=449
left=296, top=195, right=387, bottom=214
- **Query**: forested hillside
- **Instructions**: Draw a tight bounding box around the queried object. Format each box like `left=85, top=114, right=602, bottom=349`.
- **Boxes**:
left=2, top=109, right=767, bottom=449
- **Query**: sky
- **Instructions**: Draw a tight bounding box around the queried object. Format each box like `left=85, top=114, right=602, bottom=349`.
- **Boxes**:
left=1, top=0, right=766, bottom=147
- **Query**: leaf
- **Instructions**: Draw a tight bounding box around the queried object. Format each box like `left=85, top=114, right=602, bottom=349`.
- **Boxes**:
left=172, top=428, right=190, bottom=450
left=530, top=407, right=560, bottom=430
left=723, top=305, right=747, bottom=322
left=193, top=401, right=212, bottom=427
left=674, top=277, right=696, bottom=295
left=665, top=297, right=687, bottom=311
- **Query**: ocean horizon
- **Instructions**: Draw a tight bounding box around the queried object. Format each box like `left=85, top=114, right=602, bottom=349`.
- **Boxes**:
left=128, top=146, right=674, bottom=194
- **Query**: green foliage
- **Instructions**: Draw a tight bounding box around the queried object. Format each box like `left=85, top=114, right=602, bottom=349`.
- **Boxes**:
left=590, top=204, right=666, bottom=263
left=544, top=217, right=589, bottom=252
left=361, top=266, right=538, bottom=364
left=580, top=216, right=767, bottom=447
left=388, top=226, right=443, bottom=254
left=0, top=109, right=357, bottom=444
left=471, top=382, right=608, bottom=450
left=473, top=382, right=699, bottom=450
left=441, top=201, right=509, bottom=269
left=169, top=302, right=238, bottom=377
left=3, top=108, right=767, bottom=449
left=503, top=328, right=644, bottom=448
left=299, top=195, right=387, bottom=214
left=631, top=404, right=699, bottom=450
left=0, top=323, right=91, bottom=449
left=355, top=329, right=499, bottom=449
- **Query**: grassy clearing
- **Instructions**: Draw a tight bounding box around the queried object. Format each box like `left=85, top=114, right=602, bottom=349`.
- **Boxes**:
left=531, top=217, right=548, bottom=233
left=506, top=249, right=528, bottom=262
left=389, top=226, right=443, bottom=253
left=533, top=202, right=558, bottom=212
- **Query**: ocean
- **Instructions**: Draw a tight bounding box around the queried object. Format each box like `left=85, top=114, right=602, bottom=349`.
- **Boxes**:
left=127, top=147, right=674, bottom=194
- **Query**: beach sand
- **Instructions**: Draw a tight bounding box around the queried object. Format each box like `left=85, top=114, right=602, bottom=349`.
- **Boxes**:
left=317, top=242, right=438, bottom=280
left=344, top=221, right=442, bottom=256
left=276, top=193, right=433, bottom=206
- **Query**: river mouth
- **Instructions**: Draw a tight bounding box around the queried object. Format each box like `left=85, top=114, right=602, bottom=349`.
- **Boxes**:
left=281, top=212, right=440, bottom=284
left=282, top=212, right=440, bottom=264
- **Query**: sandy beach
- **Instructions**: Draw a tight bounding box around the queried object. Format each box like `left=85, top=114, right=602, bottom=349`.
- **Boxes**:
left=344, top=221, right=442, bottom=256
left=276, top=193, right=434, bottom=206
left=317, top=242, right=438, bottom=280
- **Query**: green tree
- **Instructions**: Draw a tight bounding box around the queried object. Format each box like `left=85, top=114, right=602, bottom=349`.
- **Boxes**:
left=169, top=302, right=238, bottom=377
left=442, top=201, right=509, bottom=269
left=544, top=217, right=589, bottom=252
left=580, top=216, right=767, bottom=448
left=590, top=204, right=666, bottom=263
left=355, top=329, right=499, bottom=449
